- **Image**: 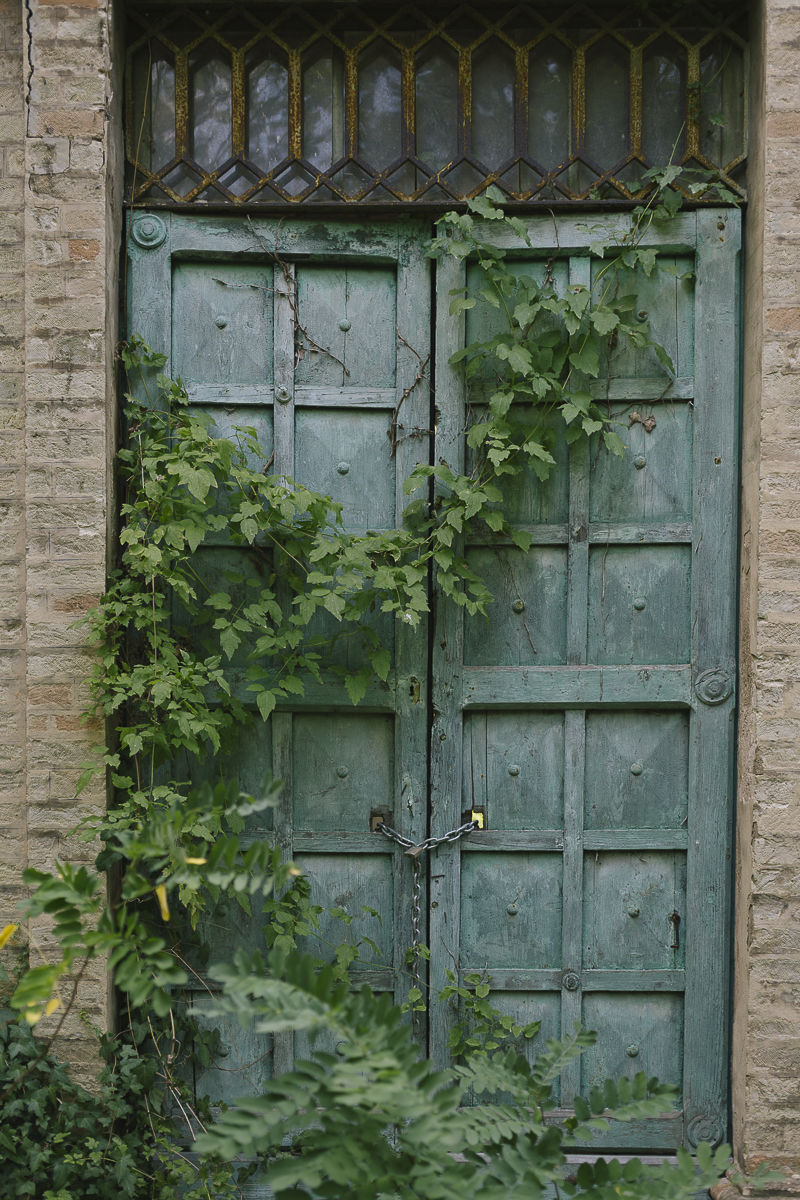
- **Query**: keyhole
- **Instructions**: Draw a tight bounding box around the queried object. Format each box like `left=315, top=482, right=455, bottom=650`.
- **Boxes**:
left=669, top=911, right=681, bottom=949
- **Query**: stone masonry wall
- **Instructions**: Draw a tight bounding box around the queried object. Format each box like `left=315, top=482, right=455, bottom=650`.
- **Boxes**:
left=0, top=0, right=120, bottom=1084
left=737, top=0, right=800, bottom=1178
left=0, top=1, right=25, bottom=975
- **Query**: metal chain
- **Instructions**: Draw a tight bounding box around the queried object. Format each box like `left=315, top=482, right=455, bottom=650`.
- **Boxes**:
left=408, top=857, right=423, bottom=1032
left=375, top=819, right=479, bottom=858
left=376, top=819, right=478, bottom=1032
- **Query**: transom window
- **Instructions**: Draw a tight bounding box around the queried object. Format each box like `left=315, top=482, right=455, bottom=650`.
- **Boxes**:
left=125, top=1, right=748, bottom=207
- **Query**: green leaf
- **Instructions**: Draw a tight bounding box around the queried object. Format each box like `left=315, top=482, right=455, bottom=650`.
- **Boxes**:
left=652, top=341, right=675, bottom=375
left=219, top=625, right=239, bottom=661
left=569, top=342, right=599, bottom=377
left=323, top=592, right=346, bottom=621
left=450, top=296, right=476, bottom=315
left=281, top=676, right=305, bottom=696
left=603, top=430, right=626, bottom=458
left=590, top=307, right=620, bottom=336
left=344, top=672, right=369, bottom=706
left=467, top=422, right=493, bottom=449
left=255, top=689, right=277, bottom=720
left=497, top=343, right=533, bottom=375
left=370, top=647, right=391, bottom=681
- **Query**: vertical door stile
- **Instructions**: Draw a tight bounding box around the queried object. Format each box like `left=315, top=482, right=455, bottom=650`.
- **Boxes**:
left=269, top=258, right=296, bottom=1077
left=273, top=262, right=296, bottom=481
left=560, top=254, right=591, bottom=1104
left=264, top=221, right=432, bottom=1048
left=127, top=212, right=173, bottom=404
left=429, top=251, right=468, bottom=1069
left=393, top=220, right=432, bottom=1015
left=272, top=258, right=295, bottom=666
left=682, top=209, right=741, bottom=1142
left=271, top=711, right=294, bottom=1077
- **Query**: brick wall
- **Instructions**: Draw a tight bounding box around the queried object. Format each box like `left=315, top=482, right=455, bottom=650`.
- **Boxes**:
left=737, top=0, right=800, bottom=1179
left=0, top=0, right=26, bottom=986
left=0, top=0, right=120, bottom=1084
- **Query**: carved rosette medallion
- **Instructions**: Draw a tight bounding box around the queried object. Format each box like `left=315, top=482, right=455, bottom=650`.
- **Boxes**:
left=695, top=668, right=733, bottom=706
left=131, top=215, right=167, bottom=250
left=686, top=1114, right=724, bottom=1148
left=562, top=972, right=580, bottom=991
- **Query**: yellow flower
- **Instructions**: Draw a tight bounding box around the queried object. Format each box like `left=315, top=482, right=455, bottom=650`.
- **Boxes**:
left=0, top=923, right=18, bottom=949
left=185, top=857, right=207, bottom=865
left=155, top=884, right=170, bottom=921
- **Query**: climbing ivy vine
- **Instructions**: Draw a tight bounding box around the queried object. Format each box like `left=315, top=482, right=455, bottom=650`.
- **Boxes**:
left=80, top=180, right=692, bottom=806
left=4, top=167, right=709, bottom=1034
left=0, top=175, right=750, bottom=1198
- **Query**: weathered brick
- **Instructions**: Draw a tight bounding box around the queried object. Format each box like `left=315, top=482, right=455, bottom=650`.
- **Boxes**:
left=27, top=137, right=70, bottom=176
left=68, top=238, right=99, bottom=261
left=768, top=308, right=800, bottom=332
left=28, top=108, right=103, bottom=139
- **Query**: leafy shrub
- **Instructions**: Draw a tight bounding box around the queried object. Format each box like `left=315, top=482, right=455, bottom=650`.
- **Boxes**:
left=199, top=949, right=739, bottom=1200
left=0, top=1012, right=242, bottom=1199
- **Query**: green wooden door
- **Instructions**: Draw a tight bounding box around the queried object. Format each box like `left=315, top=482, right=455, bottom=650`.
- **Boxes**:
left=127, top=212, right=432, bottom=1081
left=429, top=209, right=740, bottom=1151
left=126, top=207, right=740, bottom=1150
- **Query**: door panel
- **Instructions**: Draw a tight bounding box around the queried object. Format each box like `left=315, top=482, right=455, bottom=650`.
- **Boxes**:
left=586, top=545, right=692, bottom=665
left=597, top=257, right=696, bottom=381
left=464, top=548, right=569, bottom=665
left=294, top=408, right=396, bottom=530
left=584, top=711, right=689, bottom=830
left=461, top=852, right=563, bottom=968
left=172, top=261, right=274, bottom=385
left=296, top=853, right=394, bottom=969
left=588, top=403, right=693, bottom=524
left=294, top=265, right=397, bottom=388
left=291, top=713, right=394, bottom=832
left=429, top=210, right=740, bottom=1151
left=470, top=407, right=570, bottom=526
left=581, top=993, right=685, bottom=1096
left=582, top=852, right=687, bottom=971
left=463, top=710, right=565, bottom=830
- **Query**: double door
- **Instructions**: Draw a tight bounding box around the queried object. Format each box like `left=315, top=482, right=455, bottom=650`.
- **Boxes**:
left=127, top=206, right=740, bottom=1150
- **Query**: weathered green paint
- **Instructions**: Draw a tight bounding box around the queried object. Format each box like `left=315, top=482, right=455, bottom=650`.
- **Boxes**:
left=128, top=208, right=741, bottom=1154
left=128, top=214, right=432, bottom=1096
left=429, top=210, right=741, bottom=1151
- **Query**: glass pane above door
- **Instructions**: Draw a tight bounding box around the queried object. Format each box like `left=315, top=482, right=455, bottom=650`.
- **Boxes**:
left=125, top=1, right=749, bottom=208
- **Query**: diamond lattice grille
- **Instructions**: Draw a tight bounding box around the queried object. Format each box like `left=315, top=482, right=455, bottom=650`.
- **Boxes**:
left=125, top=2, right=748, bottom=207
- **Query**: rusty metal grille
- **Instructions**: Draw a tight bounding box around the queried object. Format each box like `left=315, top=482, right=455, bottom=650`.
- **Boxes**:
left=125, top=1, right=749, bottom=208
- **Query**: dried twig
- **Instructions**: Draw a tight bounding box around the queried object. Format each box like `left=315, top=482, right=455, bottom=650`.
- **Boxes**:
left=246, top=215, right=350, bottom=377
left=543, top=208, right=561, bottom=287
left=389, top=328, right=432, bottom=457
left=212, top=277, right=275, bottom=293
